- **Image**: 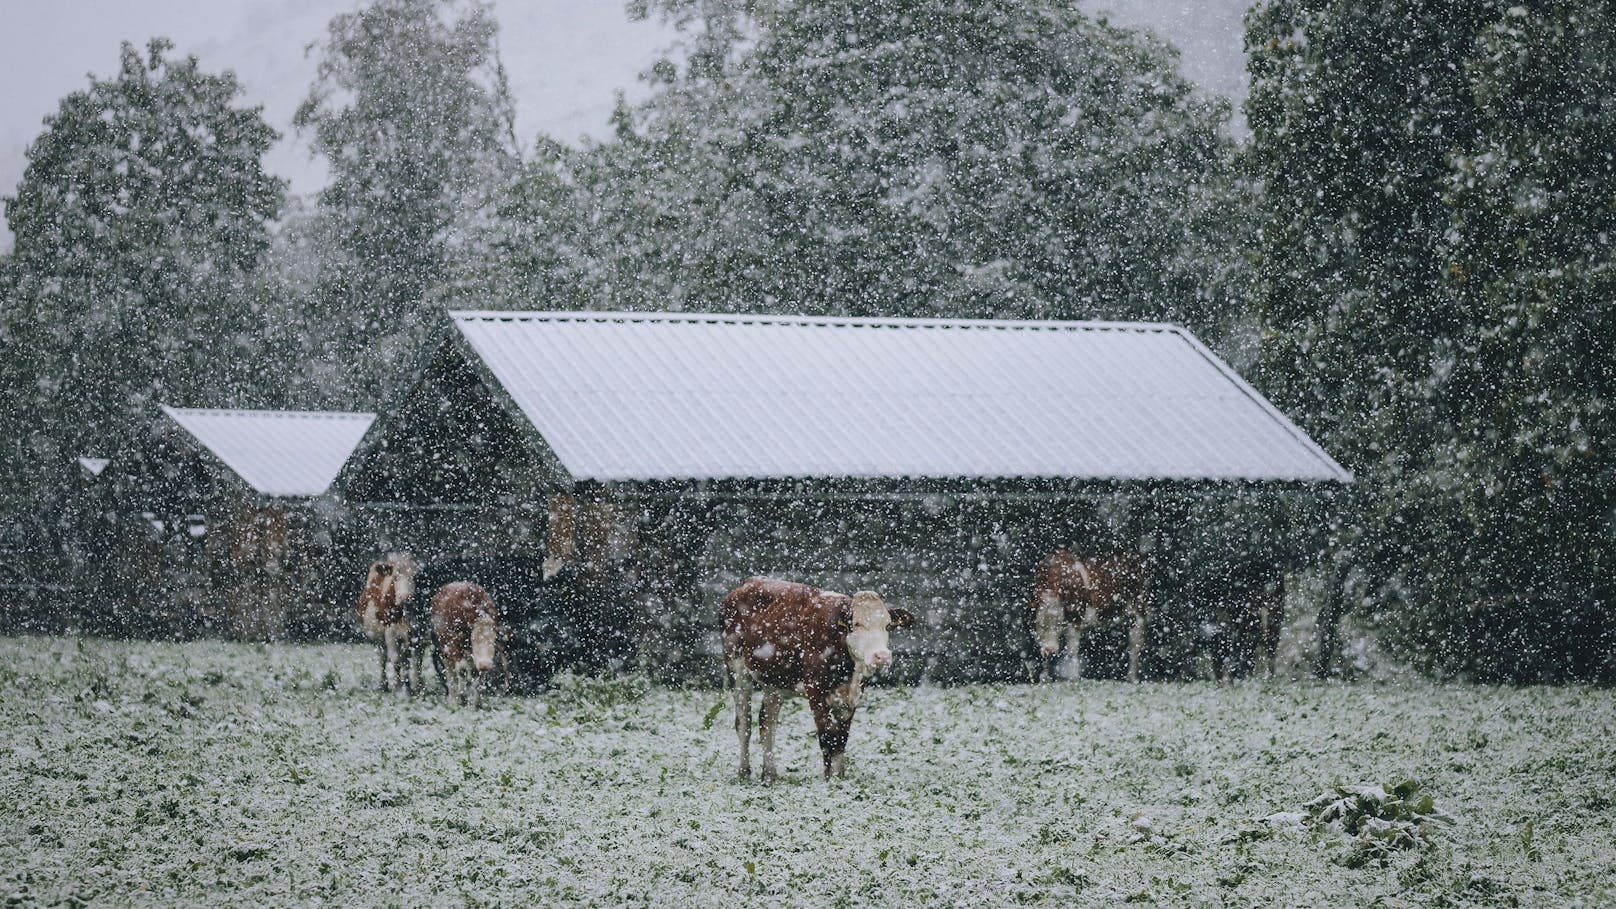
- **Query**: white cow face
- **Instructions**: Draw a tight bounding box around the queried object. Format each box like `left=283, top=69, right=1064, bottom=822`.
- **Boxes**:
left=841, top=591, right=915, bottom=672
left=470, top=616, right=497, bottom=673
left=386, top=552, right=420, bottom=603
left=1034, top=590, right=1065, bottom=656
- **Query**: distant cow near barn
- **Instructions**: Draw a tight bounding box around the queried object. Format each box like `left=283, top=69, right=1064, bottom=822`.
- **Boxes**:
left=356, top=553, right=422, bottom=694
left=1196, top=561, right=1286, bottom=680
left=1031, top=550, right=1150, bottom=682
left=721, top=578, right=914, bottom=781
left=430, top=581, right=500, bottom=708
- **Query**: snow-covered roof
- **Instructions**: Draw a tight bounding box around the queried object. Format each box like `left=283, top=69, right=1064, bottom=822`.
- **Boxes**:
left=447, top=311, right=1351, bottom=485
left=159, top=407, right=376, bottom=498
left=77, top=457, right=110, bottom=477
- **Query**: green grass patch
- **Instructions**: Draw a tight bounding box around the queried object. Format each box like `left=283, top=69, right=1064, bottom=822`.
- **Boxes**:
left=1, top=636, right=1612, bottom=907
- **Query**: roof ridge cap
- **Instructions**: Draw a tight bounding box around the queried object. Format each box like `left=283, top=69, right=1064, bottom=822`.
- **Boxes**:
left=160, top=406, right=375, bottom=421
left=447, top=309, right=1182, bottom=333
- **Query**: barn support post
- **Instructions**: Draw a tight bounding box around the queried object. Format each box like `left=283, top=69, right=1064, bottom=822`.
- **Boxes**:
left=1312, top=549, right=1349, bottom=679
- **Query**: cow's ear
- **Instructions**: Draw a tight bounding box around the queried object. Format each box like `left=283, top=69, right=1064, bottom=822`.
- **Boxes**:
left=888, top=607, right=915, bottom=629
left=834, top=602, right=853, bottom=634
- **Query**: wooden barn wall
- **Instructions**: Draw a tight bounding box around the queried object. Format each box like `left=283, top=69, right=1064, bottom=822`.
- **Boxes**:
left=49, top=492, right=336, bottom=643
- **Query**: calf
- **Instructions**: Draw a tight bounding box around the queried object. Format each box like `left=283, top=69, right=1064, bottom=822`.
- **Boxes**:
left=1031, top=550, right=1150, bottom=682
left=430, top=581, right=500, bottom=708
left=721, top=578, right=914, bottom=781
left=355, top=553, right=423, bottom=694
left=1196, top=561, right=1286, bottom=680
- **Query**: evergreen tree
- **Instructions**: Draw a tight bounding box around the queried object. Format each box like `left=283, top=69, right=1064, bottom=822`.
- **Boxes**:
left=295, top=0, right=519, bottom=404
left=1244, top=0, right=1495, bottom=671
left=503, top=0, right=1252, bottom=344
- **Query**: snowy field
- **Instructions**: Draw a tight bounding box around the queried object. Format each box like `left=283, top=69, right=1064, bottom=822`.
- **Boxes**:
left=2, top=637, right=1613, bottom=907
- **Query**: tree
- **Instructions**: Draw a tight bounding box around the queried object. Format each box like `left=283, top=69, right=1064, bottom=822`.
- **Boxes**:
left=1425, top=2, right=1616, bottom=680
left=1245, top=0, right=1496, bottom=673
left=0, top=39, right=282, bottom=596
left=294, top=0, right=518, bottom=404
left=1245, top=0, right=1614, bottom=680
left=503, top=0, right=1253, bottom=344
left=1, top=39, right=283, bottom=518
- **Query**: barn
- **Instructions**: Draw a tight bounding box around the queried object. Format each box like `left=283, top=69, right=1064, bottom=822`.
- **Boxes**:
left=79, top=407, right=377, bottom=641
left=337, top=310, right=1351, bottom=683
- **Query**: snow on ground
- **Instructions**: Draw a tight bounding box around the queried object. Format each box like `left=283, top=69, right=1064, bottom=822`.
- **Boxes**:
left=2, top=636, right=1612, bottom=907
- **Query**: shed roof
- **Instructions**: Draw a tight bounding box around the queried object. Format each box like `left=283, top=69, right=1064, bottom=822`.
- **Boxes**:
left=159, top=407, right=376, bottom=498
left=445, top=311, right=1350, bottom=485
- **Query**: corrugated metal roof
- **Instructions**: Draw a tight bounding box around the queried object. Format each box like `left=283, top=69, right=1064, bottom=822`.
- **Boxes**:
left=449, top=311, right=1351, bottom=485
left=159, top=407, right=376, bottom=498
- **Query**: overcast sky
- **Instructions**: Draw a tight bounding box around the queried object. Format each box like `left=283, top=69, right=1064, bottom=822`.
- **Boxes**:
left=0, top=0, right=1252, bottom=249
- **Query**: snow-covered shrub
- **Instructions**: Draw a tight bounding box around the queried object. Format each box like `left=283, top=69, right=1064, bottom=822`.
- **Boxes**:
left=545, top=670, right=652, bottom=718
left=1275, top=781, right=1453, bottom=867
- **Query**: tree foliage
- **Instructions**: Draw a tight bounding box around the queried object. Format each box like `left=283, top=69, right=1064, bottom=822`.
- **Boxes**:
left=1247, top=0, right=1615, bottom=680
left=0, top=39, right=283, bottom=510
left=294, top=0, right=518, bottom=404
left=502, top=0, right=1252, bottom=345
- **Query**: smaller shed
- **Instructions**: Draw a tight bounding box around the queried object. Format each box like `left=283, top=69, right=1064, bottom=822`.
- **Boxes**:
left=100, top=407, right=375, bottom=641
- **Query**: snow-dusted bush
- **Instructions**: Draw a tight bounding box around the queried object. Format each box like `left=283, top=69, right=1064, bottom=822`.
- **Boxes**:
left=1268, top=781, right=1453, bottom=868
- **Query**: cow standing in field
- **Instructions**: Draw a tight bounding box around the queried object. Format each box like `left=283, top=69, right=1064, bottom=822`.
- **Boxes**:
left=430, top=581, right=500, bottom=708
left=721, top=578, right=914, bottom=781
left=1031, top=550, right=1150, bottom=682
left=356, top=553, right=423, bottom=694
left=1197, top=561, right=1286, bottom=680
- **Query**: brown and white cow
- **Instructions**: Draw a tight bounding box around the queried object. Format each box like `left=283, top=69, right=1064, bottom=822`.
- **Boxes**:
left=1196, top=561, right=1286, bottom=680
left=1031, top=550, right=1150, bottom=682
left=356, top=553, right=422, bottom=694
left=721, top=578, right=914, bottom=781
left=430, top=581, right=500, bottom=708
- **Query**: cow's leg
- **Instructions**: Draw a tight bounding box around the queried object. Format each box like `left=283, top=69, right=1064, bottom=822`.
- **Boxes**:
left=376, top=640, right=389, bottom=693
left=383, top=623, right=406, bottom=693
left=1062, top=621, right=1083, bottom=681
left=407, top=629, right=425, bottom=697
left=1127, top=610, right=1146, bottom=683
left=443, top=649, right=462, bottom=707
left=809, top=693, right=853, bottom=779
left=1068, top=618, right=1088, bottom=681
left=728, top=658, right=753, bottom=778
left=1034, top=593, right=1063, bottom=682
left=758, top=688, right=785, bottom=783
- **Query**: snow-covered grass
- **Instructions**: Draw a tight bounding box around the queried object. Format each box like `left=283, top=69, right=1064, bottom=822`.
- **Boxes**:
left=2, top=636, right=1613, bottom=907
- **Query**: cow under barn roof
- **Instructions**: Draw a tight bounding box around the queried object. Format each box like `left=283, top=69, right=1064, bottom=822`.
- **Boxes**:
left=159, top=407, right=376, bottom=499
left=416, top=310, right=1349, bottom=487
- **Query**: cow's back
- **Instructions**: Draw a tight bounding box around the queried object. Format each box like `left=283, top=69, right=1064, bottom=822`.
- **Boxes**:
left=1036, top=551, right=1093, bottom=605
left=722, top=578, right=848, bottom=691
left=1089, top=553, right=1148, bottom=608
left=432, top=581, right=496, bottom=633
